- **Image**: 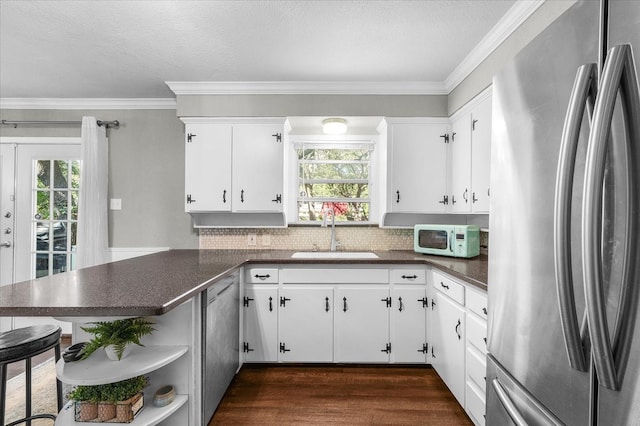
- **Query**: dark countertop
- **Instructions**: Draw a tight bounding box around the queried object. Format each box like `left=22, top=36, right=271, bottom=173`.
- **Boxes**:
left=0, top=250, right=487, bottom=317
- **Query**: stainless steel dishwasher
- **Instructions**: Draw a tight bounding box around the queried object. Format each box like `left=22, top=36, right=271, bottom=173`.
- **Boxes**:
left=202, top=272, right=239, bottom=423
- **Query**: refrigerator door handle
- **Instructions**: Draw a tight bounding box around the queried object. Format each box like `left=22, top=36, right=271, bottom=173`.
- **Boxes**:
left=583, top=44, right=640, bottom=392
left=554, top=63, right=597, bottom=373
left=491, top=379, right=528, bottom=426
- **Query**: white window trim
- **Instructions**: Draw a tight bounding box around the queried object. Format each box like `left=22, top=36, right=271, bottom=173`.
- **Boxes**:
left=286, top=134, right=379, bottom=225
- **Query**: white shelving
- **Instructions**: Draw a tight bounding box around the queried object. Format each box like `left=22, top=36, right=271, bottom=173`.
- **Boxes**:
left=56, top=345, right=188, bottom=385
left=54, top=394, right=188, bottom=426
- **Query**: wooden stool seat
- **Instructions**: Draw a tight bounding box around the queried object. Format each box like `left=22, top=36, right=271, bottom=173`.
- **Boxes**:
left=0, top=325, right=63, bottom=426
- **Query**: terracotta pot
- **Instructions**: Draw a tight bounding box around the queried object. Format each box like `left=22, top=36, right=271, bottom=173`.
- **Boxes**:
left=116, top=392, right=144, bottom=422
left=98, top=402, right=116, bottom=421
left=75, top=401, right=98, bottom=421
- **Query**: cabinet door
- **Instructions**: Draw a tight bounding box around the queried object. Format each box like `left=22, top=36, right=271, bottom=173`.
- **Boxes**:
left=232, top=124, right=284, bottom=212
left=243, top=285, right=278, bottom=362
left=278, top=286, right=334, bottom=362
left=450, top=114, right=472, bottom=213
left=431, top=291, right=466, bottom=406
left=184, top=124, right=232, bottom=212
left=471, top=96, right=492, bottom=212
left=391, top=286, right=427, bottom=363
left=335, top=287, right=390, bottom=362
left=389, top=123, right=448, bottom=213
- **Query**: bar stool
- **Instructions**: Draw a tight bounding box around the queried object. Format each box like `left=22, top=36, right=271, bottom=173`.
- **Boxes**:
left=0, top=325, right=63, bottom=426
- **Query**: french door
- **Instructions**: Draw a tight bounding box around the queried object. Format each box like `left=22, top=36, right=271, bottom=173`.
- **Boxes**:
left=0, top=138, right=80, bottom=332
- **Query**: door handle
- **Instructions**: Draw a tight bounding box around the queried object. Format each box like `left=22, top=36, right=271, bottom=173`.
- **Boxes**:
left=583, top=44, right=640, bottom=391
left=492, top=379, right=527, bottom=426
left=554, top=62, right=597, bottom=373
left=0, top=241, right=11, bottom=248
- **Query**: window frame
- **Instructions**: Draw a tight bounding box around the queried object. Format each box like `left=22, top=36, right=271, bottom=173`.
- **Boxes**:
left=287, top=134, right=379, bottom=225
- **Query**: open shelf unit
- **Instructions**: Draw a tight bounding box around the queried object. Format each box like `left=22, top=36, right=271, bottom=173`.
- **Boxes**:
left=56, top=345, right=188, bottom=385
left=54, top=394, right=188, bottom=426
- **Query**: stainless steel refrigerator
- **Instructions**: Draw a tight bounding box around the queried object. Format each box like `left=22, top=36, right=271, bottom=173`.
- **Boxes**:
left=487, top=0, right=640, bottom=424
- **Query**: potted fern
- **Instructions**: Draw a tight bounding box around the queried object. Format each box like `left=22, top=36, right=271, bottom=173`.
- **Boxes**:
left=81, top=317, right=155, bottom=361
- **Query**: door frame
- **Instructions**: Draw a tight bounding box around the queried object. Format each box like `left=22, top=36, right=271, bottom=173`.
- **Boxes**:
left=0, top=137, right=81, bottom=332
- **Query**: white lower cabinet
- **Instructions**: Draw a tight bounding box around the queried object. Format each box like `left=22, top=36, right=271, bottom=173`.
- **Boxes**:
left=431, top=288, right=466, bottom=406
left=243, top=285, right=278, bottom=362
left=278, top=286, right=334, bottom=362
left=391, top=286, right=428, bottom=363
left=335, top=286, right=391, bottom=363
left=465, top=287, right=488, bottom=426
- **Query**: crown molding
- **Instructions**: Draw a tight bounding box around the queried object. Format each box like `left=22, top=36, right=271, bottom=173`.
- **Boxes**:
left=444, top=0, right=546, bottom=92
left=166, top=81, right=448, bottom=96
left=0, top=98, right=176, bottom=110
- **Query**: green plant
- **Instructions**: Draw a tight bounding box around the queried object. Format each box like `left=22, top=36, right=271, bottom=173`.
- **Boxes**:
left=68, top=376, right=149, bottom=403
left=80, top=317, right=154, bottom=360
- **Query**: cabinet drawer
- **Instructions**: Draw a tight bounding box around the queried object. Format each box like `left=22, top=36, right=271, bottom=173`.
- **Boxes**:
left=246, top=268, right=279, bottom=284
left=466, top=346, right=487, bottom=391
left=280, top=268, right=388, bottom=284
left=432, top=271, right=465, bottom=305
left=467, top=289, right=488, bottom=319
left=390, top=268, right=426, bottom=284
left=466, top=381, right=486, bottom=426
left=467, top=314, right=487, bottom=353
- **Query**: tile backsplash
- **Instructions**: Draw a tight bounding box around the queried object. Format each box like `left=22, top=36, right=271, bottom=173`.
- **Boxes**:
left=200, top=227, right=489, bottom=255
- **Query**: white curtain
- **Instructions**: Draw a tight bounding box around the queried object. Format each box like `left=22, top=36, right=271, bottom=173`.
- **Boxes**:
left=76, top=116, right=109, bottom=269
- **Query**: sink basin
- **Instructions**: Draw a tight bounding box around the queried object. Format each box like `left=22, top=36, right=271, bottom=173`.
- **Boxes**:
left=291, top=252, right=379, bottom=259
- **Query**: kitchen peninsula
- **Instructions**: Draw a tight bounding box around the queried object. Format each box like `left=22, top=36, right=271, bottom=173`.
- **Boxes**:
left=0, top=250, right=487, bottom=425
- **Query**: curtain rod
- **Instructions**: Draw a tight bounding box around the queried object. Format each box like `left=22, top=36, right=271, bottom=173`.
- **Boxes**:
left=1, top=119, right=120, bottom=128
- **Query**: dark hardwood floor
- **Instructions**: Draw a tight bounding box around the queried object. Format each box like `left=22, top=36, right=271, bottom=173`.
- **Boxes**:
left=209, top=365, right=473, bottom=425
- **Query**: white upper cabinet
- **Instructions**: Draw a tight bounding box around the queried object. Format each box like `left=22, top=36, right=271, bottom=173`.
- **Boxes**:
left=387, top=119, right=450, bottom=213
left=232, top=123, right=284, bottom=212
left=470, top=95, right=492, bottom=212
left=183, top=118, right=284, bottom=214
left=184, top=123, right=233, bottom=212
left=449, top=90, right=492, bottom=214
left=450, top=114, right=472, bottom=212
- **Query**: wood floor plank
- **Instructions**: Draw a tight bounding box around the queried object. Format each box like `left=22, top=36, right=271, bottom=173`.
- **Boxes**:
left=209, top=365, right=473, bottom=425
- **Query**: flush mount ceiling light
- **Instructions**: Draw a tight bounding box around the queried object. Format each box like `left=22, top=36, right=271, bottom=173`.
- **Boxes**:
left=322, top=117, right=348, bottom=135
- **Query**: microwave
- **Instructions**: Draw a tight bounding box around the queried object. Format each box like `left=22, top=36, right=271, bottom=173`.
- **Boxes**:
left=414, top=224, right=480, bottom=258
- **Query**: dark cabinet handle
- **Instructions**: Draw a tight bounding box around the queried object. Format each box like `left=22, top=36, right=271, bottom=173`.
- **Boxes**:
left=243, top=296, right=254, bottom=307
left=254, top=274, right=271, bottom=280
left=396, top=190, right=400, bottom=203
left=431, top=347, right=436, bottom=359
left=398, top=297, right=404, bottom=312
left=186, top=194, right=196, bottom=204
left=455, top=319, right=461, bottom=340
left=418, top=343, right=428, bottom=354
left=472, top=192, right=478, bottom=203
left=223, top=189, right=227, bottom=203
left=472, top=119, right=478, bottom=131
left=483, top=337, right=487, bottom=345
left=343, top=297, right=348, bottom=312
left=325, top=297, right=330, bottom=312
left=451, top=195, right=456, bottom=205
left=272, top=194, right=282, bottom=203
left=440, top=282, right=449, bottom=290
left=269, top=296, right=273, bottom=312
left=381, top=343, right=391, bottom=354
left=187, top=133, right=196, bottom=142
left=241, top=189, right=245, bottom=203
left=418, top=297, right=428, bottom=308
left=279, top=342, right=290, bottom=353
left=243, top=342, right=254, bottom=353
left=381, top=297, right=391, bottom=308
left=438, top=195, right=449, bottom=205
left=463, top=188, right=468, bottom=203
left=482, top=307, right=488, bottom=315
left=401, top=274, right=418, bottom=280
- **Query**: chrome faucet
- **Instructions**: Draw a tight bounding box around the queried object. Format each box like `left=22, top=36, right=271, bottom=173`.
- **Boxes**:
left=321, top=207, right=341, bottom=252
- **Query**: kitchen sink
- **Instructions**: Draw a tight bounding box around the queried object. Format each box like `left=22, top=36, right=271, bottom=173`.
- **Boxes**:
left=291, top=251, right=379, bottom=259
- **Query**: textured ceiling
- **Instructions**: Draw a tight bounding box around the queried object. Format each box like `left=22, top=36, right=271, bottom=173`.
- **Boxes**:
left=0, top=0, right=517, bottom=98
